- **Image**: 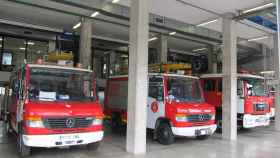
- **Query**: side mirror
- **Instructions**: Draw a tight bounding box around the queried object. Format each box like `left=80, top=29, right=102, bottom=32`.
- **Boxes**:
left=166, top=95, right=175, bottom=104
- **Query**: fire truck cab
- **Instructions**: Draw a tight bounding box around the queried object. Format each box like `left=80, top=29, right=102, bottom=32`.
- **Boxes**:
left=4, top=64, right=104, bottom=157
left=105, top=73, right=217, bottom=145
left=200, top=74, right=271, bottom=130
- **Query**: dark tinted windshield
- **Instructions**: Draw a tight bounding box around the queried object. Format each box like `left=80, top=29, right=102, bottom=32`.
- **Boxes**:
left=29, top=67, right=95, bottom=102
left=167, top=76, right=203, bottom=103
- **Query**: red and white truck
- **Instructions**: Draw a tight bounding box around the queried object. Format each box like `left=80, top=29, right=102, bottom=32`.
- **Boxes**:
left=104, top=73, right=217, bottom=145
left=200, top=73, right=271, bottom=130
left=4, top=63, right=104, bottom=157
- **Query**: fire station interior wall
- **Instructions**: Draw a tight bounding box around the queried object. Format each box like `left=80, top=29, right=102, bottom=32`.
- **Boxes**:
left=0, top=71, right=10, bottom=82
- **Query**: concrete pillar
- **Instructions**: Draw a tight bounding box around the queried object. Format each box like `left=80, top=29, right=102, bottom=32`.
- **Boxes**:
left=79, top=17, right=92, bottom=69
left=157, top=35, right=168, bottom=63
left=126, top=0, right=149, bottom=154
left=207, top=46, right=218, bottom=73
left=48, top=40, right=56, bottom=52
left=262, top=45, right=268, bottom=71
left=274, top=0, right=280, bottom=131
left=222, top=14, right=237, bottom=140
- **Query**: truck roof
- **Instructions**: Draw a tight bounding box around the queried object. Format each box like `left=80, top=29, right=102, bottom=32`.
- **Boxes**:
left=28, top=64, right=93, bottom=73
left=200, top=73, right=264, bottom=79
left=109, top=73, right=199, bottom=79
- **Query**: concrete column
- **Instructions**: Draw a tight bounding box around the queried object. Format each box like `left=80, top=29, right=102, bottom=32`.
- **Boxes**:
left=79, top=17, right=92, bottom=69
left=262, top=45, right=268, bottom=71
left=274, top=0, right=280, bottom=131
left=48, top=40, right=56, bottom=52
left=222, top=14, right=237, bottom=140
left=207, top=46, right=217, bottom=73
left=126, top=0, right=149, bottom=154
left=157, top=35, right=168, bottom=63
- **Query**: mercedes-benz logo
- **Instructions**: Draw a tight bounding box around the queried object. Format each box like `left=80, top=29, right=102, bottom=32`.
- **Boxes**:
left=198, top=115, right=204, bottom=121
left=66, top=118, right=75, bottom=128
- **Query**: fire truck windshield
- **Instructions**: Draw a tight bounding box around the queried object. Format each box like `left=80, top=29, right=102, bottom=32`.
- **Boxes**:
left=28, top=67, right=95, bottom=102
left=167, top=76, right=203, bottom=103
left=244, top=78, right=266, bottom=97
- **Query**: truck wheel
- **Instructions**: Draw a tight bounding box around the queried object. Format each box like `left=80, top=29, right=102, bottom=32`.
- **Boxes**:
left=87, top=142, right=100, bottom=150
left=111, top=114, right=122, bottom=133
left=156, top=123, right=174, bottom=145
left=216, top=120, right=222, bottom=133
left=4, top=120, right=12, bottom=135
left=17, top=134, right=31, bottom=157
left=196, top=135, right=209, bottom=140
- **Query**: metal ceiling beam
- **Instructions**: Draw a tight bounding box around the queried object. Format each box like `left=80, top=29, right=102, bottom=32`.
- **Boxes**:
left=43, top=0, right=223, bottom=43
left=234, top=6, right=275, bottom=20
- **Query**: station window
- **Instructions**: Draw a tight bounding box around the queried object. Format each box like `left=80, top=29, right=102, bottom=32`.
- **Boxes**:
left=203, top=79, right=216, bottom=91
left=4, top=37, right=26, bottom=68
left=26, top=40, right=48, bottom=63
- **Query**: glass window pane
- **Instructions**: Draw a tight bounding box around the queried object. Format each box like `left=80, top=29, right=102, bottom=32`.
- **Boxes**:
left=26, top=40, right=48, bottom=63
left=4, top=37, right=26, bottom=67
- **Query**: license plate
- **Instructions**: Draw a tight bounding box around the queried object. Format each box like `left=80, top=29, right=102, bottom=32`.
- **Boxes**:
left=59, top=135, right=79, bottom=141
left=196, top=128, right=209, bottom=136
left=256, top=117, right=266, bottom=123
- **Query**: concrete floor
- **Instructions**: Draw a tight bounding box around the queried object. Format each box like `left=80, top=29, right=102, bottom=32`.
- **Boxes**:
left=1, top=123, right=280, bottom=158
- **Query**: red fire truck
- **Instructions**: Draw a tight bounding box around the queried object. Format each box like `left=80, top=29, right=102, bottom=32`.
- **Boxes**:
left=4, top=63, right=104, bottom=156
left=104, top=73, right=217, bottom=145
left=200, top=74, right=271, bottom=130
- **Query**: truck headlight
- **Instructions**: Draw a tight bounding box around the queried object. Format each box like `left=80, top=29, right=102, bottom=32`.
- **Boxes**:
left=175, top=114, right=188, bottom=122
left=26, top=116, right=44, bottom=128
left=211, top=114, right=215, bottom=120
left=92, top=117, right=103, bottom=126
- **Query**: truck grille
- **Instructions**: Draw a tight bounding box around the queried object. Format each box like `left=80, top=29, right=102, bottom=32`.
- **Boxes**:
left=187, top=114, right=211, bottom=122
left=254, top=103, right=268, bottom=112
left=44, top=117, right=93, bottom=129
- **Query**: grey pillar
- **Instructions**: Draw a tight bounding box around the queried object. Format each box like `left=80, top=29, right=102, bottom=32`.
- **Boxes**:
left=222, top=14, right=237, bottom=140
left=207, top=46, right=216, bottom=73
left=79, top=17, right=92, bottom=69
left=275, top=0, right=280, bottom=131
left=126, top=0, right=149, bottom=154
left=262, top=45, right=268, bottom=71
left=157, top=35, right=168, bottom=63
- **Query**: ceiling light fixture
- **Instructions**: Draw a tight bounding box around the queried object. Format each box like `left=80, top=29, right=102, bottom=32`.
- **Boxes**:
left=25, top=42, right=35, bottom=45
left=73, top=22, right=81, bottom=29
left=148, top=37, right=158, bottom=42
left=196, top=19, right=218, bottom=27
left=242, top=3, right=274, bottom=14
left=19, top=47, right=26, bottom=50
left=90, top=11, right=99, bottom=17
left=247, top=36, right=268, bottom=42
left=169, top=32, right=177, bottom=35
left=192, top=47, right=207, bottom=52
left=260, top=70, right=275, bottom=74
left=112, top=0, right=120, bottom=3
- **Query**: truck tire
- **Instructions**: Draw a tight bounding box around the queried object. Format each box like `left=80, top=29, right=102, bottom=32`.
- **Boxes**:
left=156, top=123, right=174, bottom=145
left=17, top=133, right=31, bottom=157
left=196, top=135, right=209, bottom=140
left=111, top=113, right=122, bottom=133
left=87, top=142, right=100, bottom=150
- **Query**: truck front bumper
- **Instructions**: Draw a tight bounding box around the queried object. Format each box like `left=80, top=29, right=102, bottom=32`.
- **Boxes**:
left=243, top=114, right=270, bottom=128
left=23, top=131, right=103, bottom=148
left=171, top=124, right=217, bottom=137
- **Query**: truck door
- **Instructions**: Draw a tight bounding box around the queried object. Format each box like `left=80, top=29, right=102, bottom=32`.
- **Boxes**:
left=147, top=76, right=164, bottom=129
left=237, top=79, right=245, bottom=113
left=202, top=79, right=217, bottom=106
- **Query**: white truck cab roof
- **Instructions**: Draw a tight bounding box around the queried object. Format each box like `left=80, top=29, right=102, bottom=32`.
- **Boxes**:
left=200, top=73, right=264, bottom=79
